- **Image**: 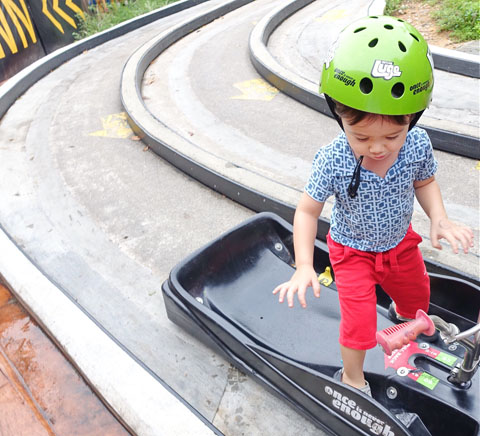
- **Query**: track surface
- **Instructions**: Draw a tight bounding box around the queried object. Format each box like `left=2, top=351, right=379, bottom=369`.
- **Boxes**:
left=142, top=0, right=479, bottom=277
left=0, top=0, right=478, bottom=434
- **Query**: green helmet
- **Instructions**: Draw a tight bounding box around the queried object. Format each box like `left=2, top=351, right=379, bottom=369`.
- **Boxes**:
left=319, top=15, right=434, bottom=115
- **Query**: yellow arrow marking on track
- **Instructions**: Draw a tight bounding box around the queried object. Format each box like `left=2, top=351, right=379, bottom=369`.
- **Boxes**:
left=476, top=161, right=480, bottom=171
left=231, top=79, right=279, bottom=101
left=89, top=112, right=133, bottom=139
left=316, top=9, right=349, bottom=22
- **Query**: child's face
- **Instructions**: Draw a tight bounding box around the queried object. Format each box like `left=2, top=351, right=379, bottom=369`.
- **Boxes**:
left=342, top=116, right=410, bottom=163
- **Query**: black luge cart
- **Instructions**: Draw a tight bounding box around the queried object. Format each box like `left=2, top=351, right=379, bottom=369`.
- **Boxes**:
left=162, top=213, right=480, bottom=436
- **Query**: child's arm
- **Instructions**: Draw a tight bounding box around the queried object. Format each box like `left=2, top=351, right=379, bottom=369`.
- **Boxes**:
left=414, top=176, right=474, bottom=253
left=273, top=192, right=324, bottom=308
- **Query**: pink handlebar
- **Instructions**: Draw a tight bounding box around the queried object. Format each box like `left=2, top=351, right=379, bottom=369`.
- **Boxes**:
left=376, top=309, right=436, bottom=355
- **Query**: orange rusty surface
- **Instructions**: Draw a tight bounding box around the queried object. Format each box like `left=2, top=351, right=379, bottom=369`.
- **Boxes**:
left=0, top=285, right=10, bottom=307
left=0, top=284, right=131, bottom=436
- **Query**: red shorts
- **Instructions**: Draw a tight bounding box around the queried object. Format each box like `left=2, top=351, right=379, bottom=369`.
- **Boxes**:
left=327, top=225, right=430, bottom=350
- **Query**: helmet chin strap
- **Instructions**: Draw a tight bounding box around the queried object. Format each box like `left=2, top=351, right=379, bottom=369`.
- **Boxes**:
left=347, top=155, right=364, bottom=198
left=324, top=94, right=344, bottom=130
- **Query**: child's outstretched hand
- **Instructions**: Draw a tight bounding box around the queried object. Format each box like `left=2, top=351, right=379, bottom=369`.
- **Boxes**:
left=431, top=217, right=474, bottom=254
left=273, top=265, right=321, bottom=308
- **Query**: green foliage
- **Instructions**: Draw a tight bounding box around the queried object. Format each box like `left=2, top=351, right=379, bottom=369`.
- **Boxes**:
left=73, top=0, right=177, bottom=40
left=430, top=0, right=479, bottom=42
left=384, top=0, right=404, bottom=16
left=384, top=0, right=479, bottom=42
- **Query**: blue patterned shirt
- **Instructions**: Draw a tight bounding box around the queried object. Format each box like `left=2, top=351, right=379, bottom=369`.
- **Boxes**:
left=305, top=127, right=438, bottom=252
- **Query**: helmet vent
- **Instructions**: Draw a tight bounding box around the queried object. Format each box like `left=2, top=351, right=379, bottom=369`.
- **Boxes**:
left=410, top=33, right=420, bottom=42
left=360, top=78, right=373, bottom=94
left=368, top=38, right=378, bottom=48
left=384, top=24, right=394, bottom=30
left=354, top=27, right=366, bottom=33
left=398, top=41, right=407, bottom=52
left=391, top=83, right=405, bottom=99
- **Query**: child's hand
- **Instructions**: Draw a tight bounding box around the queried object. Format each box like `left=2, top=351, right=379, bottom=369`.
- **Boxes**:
left=272, top=265, right=321, bottom=308
left=431, top=218, right=474, bottom=254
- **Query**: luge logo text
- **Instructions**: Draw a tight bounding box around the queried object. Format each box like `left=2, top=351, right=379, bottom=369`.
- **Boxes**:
left=371, top=60, right=402, bottom=80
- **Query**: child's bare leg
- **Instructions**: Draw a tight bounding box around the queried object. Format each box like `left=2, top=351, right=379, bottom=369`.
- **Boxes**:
left=340, top=345, right=367, bottom=389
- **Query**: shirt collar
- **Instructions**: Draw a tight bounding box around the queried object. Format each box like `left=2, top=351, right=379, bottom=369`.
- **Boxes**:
left=331, top=128, right=423, bottom=177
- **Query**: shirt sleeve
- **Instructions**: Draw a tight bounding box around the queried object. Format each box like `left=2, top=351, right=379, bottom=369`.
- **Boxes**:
left=415, top=129, right=438, bottom=181
left=304, top=146, right=334, bottom=202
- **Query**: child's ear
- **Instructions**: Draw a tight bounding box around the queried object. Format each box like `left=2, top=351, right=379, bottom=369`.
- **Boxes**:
left=407, top=110, right=425, bottom=131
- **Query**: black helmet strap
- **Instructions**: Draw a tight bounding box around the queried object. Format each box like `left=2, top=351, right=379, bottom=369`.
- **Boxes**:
left=347, top=155, right=364, bottom=198
left=324, top=94, right=344, bottom=130
left=408, top=110, right=425, bottom=131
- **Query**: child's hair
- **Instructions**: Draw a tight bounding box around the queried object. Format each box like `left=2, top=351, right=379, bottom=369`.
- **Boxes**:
left=333, top=99, right=413, bottom=126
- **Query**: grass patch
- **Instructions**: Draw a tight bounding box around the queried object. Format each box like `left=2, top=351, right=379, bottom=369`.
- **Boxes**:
left=430, top=0, right=479, bottom=42
left=74, top=0, right=178, bottom=40
left=384, top=0, right=479, bottom=42
left=384, top=0, right=403, bottom=16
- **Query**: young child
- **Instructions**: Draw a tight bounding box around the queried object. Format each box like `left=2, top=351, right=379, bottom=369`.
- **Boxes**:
left=273, top=16, right=473, bottom=396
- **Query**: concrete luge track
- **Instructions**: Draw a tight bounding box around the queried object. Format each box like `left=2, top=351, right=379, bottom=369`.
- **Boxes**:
left=123, top=0, right=479, bottom=282
left=0, top=0, right=211, bottom=119
left=0, top=1, right=331, bottom=435
left=0, top=4, right=239, bottom=435
left=250, top=0, right=480, bottom=159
